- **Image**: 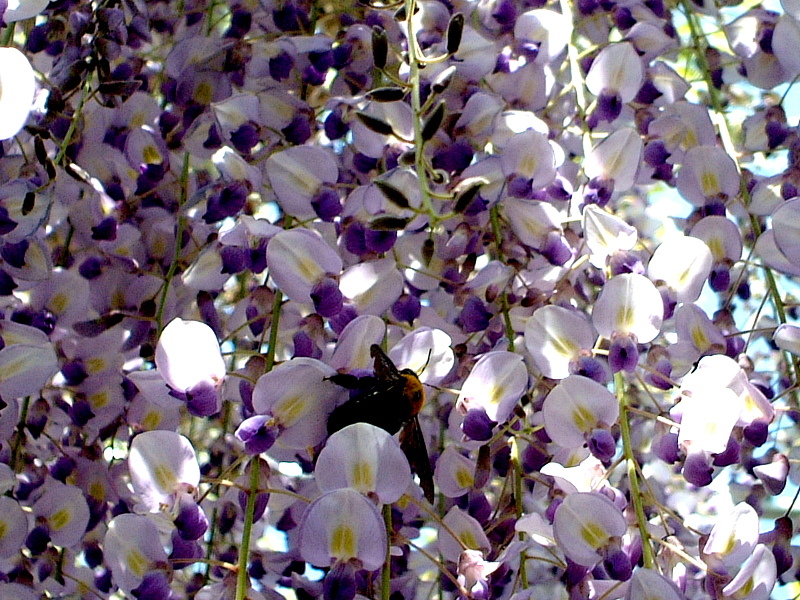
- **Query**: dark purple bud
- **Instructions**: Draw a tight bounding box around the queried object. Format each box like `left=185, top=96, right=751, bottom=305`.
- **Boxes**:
left=608, top=333, right=639, bottom=373
left=584, top=176, right=614, bottom=207
left=645, top=357, right=673, bottom=390
left=92, top=217, right=117, bottom=241
left=353, top=152, right=378, bottom=173
left=269, top=51, right=294, bottom=81
left=293, top=330, right=321, bottom=358
left=570, top=355, right=610, bottom=384
left=329, top=304, right=358, bottom=335
left=0, top=206, right=18, bottom=235
left=596, top=90, right=623, bottom=122
left=220, top=246, right=248, bottom=274
left=653, top=432, right=680, bottom=464
left=658, top=284, right=677, bottom=320
left=614, top=6, right=635, bottom=29
left=185, top=381, right=219, bottom=417
left=603, top=548, right=632, bottom=581
left=170, top=529, right=204, bottom=564
left=225, top=9, right=252, bottom=38
left=175, top=495, right=209, bottom=541
left=61, top=360, right=88, bottom=386
left=302, top=64, right=327, bottom=86
left=312, top=186, right=342, bottom=221
left=712, top=436, right=740, bottom=467
left=364, top=227, right=397, bottom=253
left=432, top=141, right=474, bottom=174
left=70, top=397, right=95, bottom=426
left=310, top=277, right=343, bottom=317
left=26, top=525, right=51, bottom=555
left=765, top=120, right=789, bottom=148
left=50, top=456, right=76, bottom=482
left=1, top=239, right=28, bottom=268
left=84, top=542, right=104, bottom=569
left=507, top=175, right=533, bottom=198
left=238, top=486, right=269, bottom=522
left=683, top=451, right=713, bottom=486
left=744, top=418, right=769, bottom=447
left=230, top=122, right=260, bottom=153
left=643, top=141, right=670, bottom=166
left=282, top=115, right=312, bottom=144
left=391, top=294, right=421, bottom=325
left=235, top=415, right=279, bottom=454
left=324, top=109, right=348, bottom=140
left=204, top=183, right=248, bottom=223
left=541, top=231, right=572, bottom=266
left=132, top=571, right=175, bottom=600
left=458, top=296, right=492, bottom=333
left=709, top=264, right=731, bottom=292
left=0, top=269, right=17, bottom=295
left=462, top=408, right=497, bottom=441
left=608, top=251, right=644, bottom=276
left=588, top=428, right=616, bottom=461
left=324, top=561, right=357, bottom=600
left=79, top=257, right=105, bottom=279
left=635, top=79, right=663, bottom=104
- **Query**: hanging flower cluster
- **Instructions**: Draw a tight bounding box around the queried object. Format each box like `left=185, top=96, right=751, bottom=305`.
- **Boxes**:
left=1, top=0, right=800, bottom=599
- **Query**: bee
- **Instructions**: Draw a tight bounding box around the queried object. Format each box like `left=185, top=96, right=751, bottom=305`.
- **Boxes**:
left=327, top=344, right=434, bottom=503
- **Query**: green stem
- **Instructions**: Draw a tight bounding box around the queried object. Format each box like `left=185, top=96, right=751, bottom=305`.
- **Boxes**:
left=382, top=504, right=392, bottom=600
left=512, top=440, right=529, bottom=589
left=11, top=396, right=31, bottom=472
left=405, top=0, right=436, bottom=220
left=1, top=22, right=15, bottom=46
left=489, top=206, right=516, bottom=349
left=156, top=152, right=190, bottom=336
left=681, top=0, right=800, bottom=407
left=615, top=373, right=655, bottom=569
left=54, top=74, right=93, bottom=166
left=235, top=458, right=260, bottom=600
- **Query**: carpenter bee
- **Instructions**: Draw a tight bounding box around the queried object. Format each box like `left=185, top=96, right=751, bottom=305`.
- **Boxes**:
left=327, top=344, right=434, bottom=503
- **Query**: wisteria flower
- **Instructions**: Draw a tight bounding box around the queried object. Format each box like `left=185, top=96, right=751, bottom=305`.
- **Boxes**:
left=0, top=48, right=36, bottom=140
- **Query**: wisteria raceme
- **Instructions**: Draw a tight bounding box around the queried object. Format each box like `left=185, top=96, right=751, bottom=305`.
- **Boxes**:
left=2, top=0, right=800, bottom=599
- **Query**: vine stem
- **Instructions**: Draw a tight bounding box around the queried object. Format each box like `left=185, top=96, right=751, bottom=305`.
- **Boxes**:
left=156, top=151, right=190, bottom=336
left=382, top=504, right=392, bottom=600
left=680, top=0, right=800, bottom=409
left=615, top=373, right=655, bottom=569
left=235, top=458, right=260, bottom=600
left=404, top=0, right=436, bottom=221
left=234, top=285, right=283, bottom=600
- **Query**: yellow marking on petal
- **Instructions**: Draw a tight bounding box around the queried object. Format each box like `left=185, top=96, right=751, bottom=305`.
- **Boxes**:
left=707, top=237, right=725, bottom=261
left=572, top=404, right=596, bottom=432
left=455, top=466, right=474, bottom=489
left=691, top=327, right=709, bottom=352
left=50, top=508, right=71, bottom=531
left=153, top=464, right=178, bottom=493
left=722, top=533, right=737, bottom=555
left=0, top=521, right=7, bottom=541
left=616, top=305, right=635, bottom=330
left=330, top=524, right=357, bottom=560
left=350, top=461, right=375, bottom=491
left=580, top=521, right=609, bottom=549
left=50, top=293, right=68, bottom=314
left=89, top=481, right=106, bottom=500
left=90, top=389, right=110, bottom=409
left=519, top=155, right=538, bottom=177
left=701, top=171, right=720, bottom=197
left=126, top=548, right=150, bottom=577
left=551, top=335, right=579, bottom=359
left=143, top=145, right=161, bottom=165
left=86, top=357, right=107, bottom=374
left=142, top=410, right=163, bottom=430
left=459, top=531, right=478, bottom=549
left=276, top=395, right=306, bottom=426
left=195, top=81, right=213, bottom=104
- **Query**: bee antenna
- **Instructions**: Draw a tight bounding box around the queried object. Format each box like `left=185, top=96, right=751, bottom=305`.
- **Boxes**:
left=418, top=348, right=433, bottom=377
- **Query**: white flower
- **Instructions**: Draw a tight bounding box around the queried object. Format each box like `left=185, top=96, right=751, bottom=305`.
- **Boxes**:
left=0, top=48, right=35, bottom=140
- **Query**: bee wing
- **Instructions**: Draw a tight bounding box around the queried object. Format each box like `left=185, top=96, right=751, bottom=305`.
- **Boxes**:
left=370, top=344, right=403, bottom=382
left=400, top=416, right=434, bottom=503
